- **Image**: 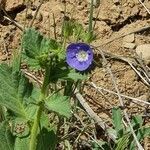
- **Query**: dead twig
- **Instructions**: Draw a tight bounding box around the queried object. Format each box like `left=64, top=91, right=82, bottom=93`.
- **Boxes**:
left=99, top=49, right=144, bottom=150
left=138, top=0, right=150, bottom=15
left=3, top=15, right=24, bottom=31
left=23, top=70, right=117, bottom=141
left=94, top=49, right=150, bottom=87
left=95, top=25, right=150, bottom=47
left=29, top=0, right=44, bottom=27
left=90, top=82, right=150, bottom=106
left=74, top=89, right=116, bottom=141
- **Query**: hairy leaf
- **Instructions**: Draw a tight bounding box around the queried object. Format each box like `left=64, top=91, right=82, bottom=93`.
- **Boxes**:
left=14, top=136, right=29, bottom=150
left=0, top=64, right=32, bottom=118
left=0, top=121, right=15, bottom=150
left=22, top=28, right=60, bottom=68
left=45, top=93, right=71, bottom=118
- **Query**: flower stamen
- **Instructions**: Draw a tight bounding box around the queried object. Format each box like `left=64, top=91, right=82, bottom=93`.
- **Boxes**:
left=76, top=50, right=88, bottom=62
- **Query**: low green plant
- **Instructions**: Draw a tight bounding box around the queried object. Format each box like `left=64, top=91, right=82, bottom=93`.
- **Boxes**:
left=92, top=107, right=150, bottom=150
left=0, top=12, right=97, bottom=150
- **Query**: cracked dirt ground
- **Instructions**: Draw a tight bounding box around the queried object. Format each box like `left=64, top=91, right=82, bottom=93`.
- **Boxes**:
left=0, top=0, right=150, bottom=149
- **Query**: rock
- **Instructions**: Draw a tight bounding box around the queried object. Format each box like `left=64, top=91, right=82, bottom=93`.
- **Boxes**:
left=0, top=55, right=7, bottom=61
left=5, top=0, right=25, bottom=12
left=123, top=34, right=135, bottom=43
left=123, top=42, right=136, bottom=49
left=136, top=44, right=150, bottom=64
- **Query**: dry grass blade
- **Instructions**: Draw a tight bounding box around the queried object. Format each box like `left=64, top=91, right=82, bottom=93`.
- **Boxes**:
left=99, top=49, right=144, bottom=150
left=95, top=25, right=150, bottom=47
left=29, top=0, right=44, bottom=27
left=1, top=7, right=24, bottom=31
left=74, top=89, right=116, bottom=141
left=94, top=49, right=150, bottom=87
left=90, top=82, right=150, bottom=106
left=138, top=0, right=150, bottom=15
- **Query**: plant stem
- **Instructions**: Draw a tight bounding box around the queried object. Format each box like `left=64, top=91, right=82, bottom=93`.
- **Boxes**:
left=29, top=65, right=51, bottom=150
left=29, top=104, right=43, bottom=150
left=88, top=0, right=94, bottom=34
left=41, top=65, right=51, bottom=96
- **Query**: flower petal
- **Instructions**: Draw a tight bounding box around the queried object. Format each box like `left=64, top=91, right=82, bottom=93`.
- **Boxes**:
left=66, top=43, right=93, bottom=71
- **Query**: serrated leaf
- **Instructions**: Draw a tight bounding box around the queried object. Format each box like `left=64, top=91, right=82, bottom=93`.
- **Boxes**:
left=22, top=28, right=43, bottom=59
left=112, top=107, right=124, bottom=138
left=22, top=28, right=60, bottom=68
left=22, top=54, right=41, bottom=70
left=66, top=72, right=87, bottom=81
left=0, top=122, right=15, bottom=150
left=49, top=64, right=87, bottom=83
left=0, top=64, right=31, bottom=118
left=37, top=128, right=57, bottom=150
left=45, top=93, right=71, bottom=118
left=14, top=136, right=29, bottom=150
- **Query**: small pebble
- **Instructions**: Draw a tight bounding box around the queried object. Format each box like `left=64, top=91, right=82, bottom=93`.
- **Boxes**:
left=123, top=34, right=135, bottom=43
left=113, top=0, right=120, bottom=4
left=123, top=42, right=136, bottom=49
left=136, top=44, right=150, bottom=65
left=1, top=55, right=7, bottom=61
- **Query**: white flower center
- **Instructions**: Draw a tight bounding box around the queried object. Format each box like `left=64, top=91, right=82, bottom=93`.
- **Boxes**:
left=76, top=50, right=88, bottom=62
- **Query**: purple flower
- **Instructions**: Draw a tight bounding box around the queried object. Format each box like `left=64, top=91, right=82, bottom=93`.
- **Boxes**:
left=66, top=43, right=93, bottom=71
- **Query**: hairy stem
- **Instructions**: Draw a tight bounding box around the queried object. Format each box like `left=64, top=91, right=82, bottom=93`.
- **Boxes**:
left=88, top=0, right=94, bottom=34
left=29, top=104, right=43, bottom=150
left=29, top=65, right=51, bottom=150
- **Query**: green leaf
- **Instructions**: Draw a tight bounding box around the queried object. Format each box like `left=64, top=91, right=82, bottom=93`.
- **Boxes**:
left=49, top=64, right=87, bottom=83
left=91, top=140, right=110, bottom=150
left=131, top=115, right=143, bottom=129
left=73, top=23, right=84, bottom=41
left=24, top=87, right=40, bottom=120
left=37, top=128, right=57, bottom=150
left=12, top=118, right=30, bottom=138
left=22, top=28, right=43, bottom=59
left=12, top=49, right=21, bottom=73
left=0, top=64, right=30, bottom=118
left=137, top=126, right=150, bottom=139
left=116, top=133, right=130, bottom=150
left=0, top=121, right=15, bottom=150
left=81, top=31, right=96, bottom=43
left=14, top=136, right=29, bottom=150
left=22, top=53, right=41, bottom=70
left=62, top=19, right=74, bottom=38
left=129, top=126, right=150, bottom=150
left=45, top=93, right=71, bottom=118
left=22, top=28, right=60, bottom=68
left=65, top=71, right=87, bottom=81
left=112, top=107, right=124, bottom=138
